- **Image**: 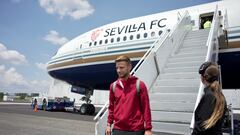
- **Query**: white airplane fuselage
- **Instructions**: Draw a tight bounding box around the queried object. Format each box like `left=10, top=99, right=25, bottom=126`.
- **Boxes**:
left=47, top=0, right=240, bottom=90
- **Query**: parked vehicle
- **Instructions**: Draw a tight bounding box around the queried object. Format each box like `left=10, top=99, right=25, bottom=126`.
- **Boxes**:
left=31, top=97, right=74, bottom=111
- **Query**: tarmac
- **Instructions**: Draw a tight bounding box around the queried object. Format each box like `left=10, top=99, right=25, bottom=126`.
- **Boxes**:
left=0, top=104, right=100, bottom=135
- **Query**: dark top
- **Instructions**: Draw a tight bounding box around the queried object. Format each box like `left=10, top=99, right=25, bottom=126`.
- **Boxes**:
left=192, top=86, right=226, bottom=135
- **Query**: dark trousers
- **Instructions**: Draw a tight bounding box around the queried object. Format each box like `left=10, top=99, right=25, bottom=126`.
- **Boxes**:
left=112, top=129, right=144, bottom=135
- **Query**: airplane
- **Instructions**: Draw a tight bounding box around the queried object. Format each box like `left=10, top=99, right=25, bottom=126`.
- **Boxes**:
left=47, top=0, right=240, bottom=98
left=47, top=11, right=176, bottom=91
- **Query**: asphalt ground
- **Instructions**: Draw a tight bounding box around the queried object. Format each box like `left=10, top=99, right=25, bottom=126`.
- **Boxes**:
left=0, top=104, right=101, bottom=135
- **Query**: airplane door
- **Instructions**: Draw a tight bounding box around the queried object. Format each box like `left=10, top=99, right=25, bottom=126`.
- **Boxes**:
left=199, top=12, right=214, bottom=29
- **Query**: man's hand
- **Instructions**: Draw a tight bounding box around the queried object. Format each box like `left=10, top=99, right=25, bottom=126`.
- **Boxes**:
left=145, top=130, right=152, bottom=135
left=105, top=125, right=111, bottom=135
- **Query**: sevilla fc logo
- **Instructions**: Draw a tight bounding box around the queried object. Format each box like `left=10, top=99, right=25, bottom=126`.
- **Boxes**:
left=91, top=29, right=103, bottom=41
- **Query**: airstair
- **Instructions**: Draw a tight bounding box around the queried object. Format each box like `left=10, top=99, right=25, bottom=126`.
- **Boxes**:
left=94, top=6, right=223, bottom=135
left=150, top=28, right=209, bottom=134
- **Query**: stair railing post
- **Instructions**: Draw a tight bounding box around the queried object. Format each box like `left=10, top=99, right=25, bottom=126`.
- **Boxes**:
left=190, top=5, right=221, bottom=130
left=153, top=52, right=160, bottom=75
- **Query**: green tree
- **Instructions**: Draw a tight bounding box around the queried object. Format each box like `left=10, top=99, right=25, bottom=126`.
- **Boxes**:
left=30, top=93, right=39, bottom=97
left=0, top=92, right=4, bottom=101
left=15, top=93, right=28, bottom=100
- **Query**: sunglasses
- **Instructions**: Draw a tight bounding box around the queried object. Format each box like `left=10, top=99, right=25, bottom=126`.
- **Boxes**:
left=198, top=62, right=212, bottom=75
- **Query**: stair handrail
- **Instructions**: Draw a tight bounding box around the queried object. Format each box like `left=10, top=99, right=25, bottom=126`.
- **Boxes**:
left=130, top=31, right=170, bottom=75
left=131, top=11, right=187, bottom=76
left=154, top=11, right=191, bottom=74
left=169, top=11, right=189, bottom=38
left=94, top=100, right=109, bottom=121
left=190, top=5, right=221, bottom=129
left=223, top=9, right=228, bottom=30
left=94, top=11, right=191, bottom=135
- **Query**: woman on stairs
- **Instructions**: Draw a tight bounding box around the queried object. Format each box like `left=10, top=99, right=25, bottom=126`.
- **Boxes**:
left=192, top=62, right=226, bottom=135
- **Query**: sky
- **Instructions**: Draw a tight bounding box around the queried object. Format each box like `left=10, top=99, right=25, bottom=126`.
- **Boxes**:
left=0, top=0, right=218, bottom=94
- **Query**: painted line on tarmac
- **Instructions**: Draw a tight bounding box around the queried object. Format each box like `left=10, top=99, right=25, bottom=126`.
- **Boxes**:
left=0, top=102, right=31, bottom=105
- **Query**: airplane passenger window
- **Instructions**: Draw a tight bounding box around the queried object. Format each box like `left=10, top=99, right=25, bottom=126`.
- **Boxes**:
left=136, top=34, right=140, bottom=39
left=130, top=35, right=133, bottom=40
left=123, top=36, right=127, bottom=41
left=144, top=33, right=148, bottom=38
left=105, top=39, right=108, bottom=44
left=158, top=30, right=162, bottom=36
left=94, top=41, right=97, bottom=45
left=89, top=42, right=92, bottom=46
left=111, top=38, right=114, bottom=43
left=99, top=40, right=102, bottom=45
left=117, top=37, right=120, bottom=42
left=151, top=32, right=155, bottom=37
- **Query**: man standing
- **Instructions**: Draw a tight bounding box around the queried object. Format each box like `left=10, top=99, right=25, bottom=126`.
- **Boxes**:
left=106, top=55, right=152, bottom=135
left=204, top=19, right=211, bottom=29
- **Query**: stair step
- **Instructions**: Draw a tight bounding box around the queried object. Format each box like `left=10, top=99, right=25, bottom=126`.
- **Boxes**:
left=149, top=93, right=197, bottom=103
left=152, top=111, right=192, bottom=123
left=150, top=101, right=195, bottom=112
left=166, top=60, right=203, bottom=68
left=183, top=39, right=208, bottom=46
left=159, top=72, right=199, bottom=79
left=188, top=29, right=209, bottom=34
left=179, top=46, right=207, bottom=53
left=152, top=122, right=191, bottom=135
left=183, top=44, right=206, bottom=49
left=185, top=34, right=209, bottom=39
left=184, top=36, right=208, bottom=42
left=155, top=78, right=200, bottom=86
left=173, top=51, right=206, bottom=59
left=185, top=30, right=208, bottom=36
left=183, top=36, right=208, bottom=42
left=183, top=43, right=206, bottom=49
left=178, top=49, right=207, bottom=55
left=163, top=66, right=200, bottom=73
left=168, top=55, right=205, bottom=63
left=188, top=29, right=209, bottom=35
left=186, top=32, right=209, bottom=36
left=181, top=44, right=207, bottom=49
left=151, top=86, right=199, bottom=93
left=152, top=132, right=181, bottom=135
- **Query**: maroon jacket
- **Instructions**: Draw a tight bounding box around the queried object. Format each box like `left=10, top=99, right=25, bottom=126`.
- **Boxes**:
left=107, top=76, right=152, bottom=131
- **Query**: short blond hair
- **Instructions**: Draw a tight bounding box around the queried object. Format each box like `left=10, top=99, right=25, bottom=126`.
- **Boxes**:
left=115, top=55, right=131, bottom=64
